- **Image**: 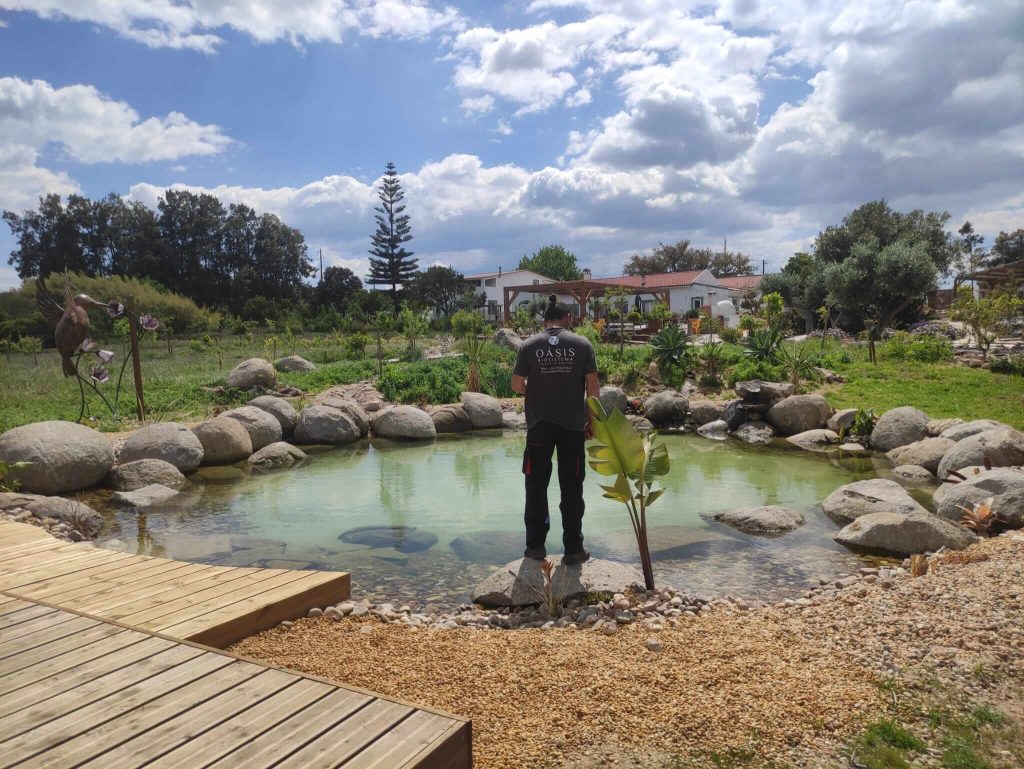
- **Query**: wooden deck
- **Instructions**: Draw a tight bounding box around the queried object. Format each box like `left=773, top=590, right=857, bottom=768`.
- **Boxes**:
left=0, top=520, right=349, bottom=648
left=0, top=594, right=471, bottom=768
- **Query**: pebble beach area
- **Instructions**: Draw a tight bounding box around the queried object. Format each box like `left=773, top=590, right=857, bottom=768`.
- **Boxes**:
left=232, top=533, right=1024, bottom=768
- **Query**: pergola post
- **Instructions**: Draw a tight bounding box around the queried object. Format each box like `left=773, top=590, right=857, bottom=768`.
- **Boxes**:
left=503, top=287, right=520, bottom=324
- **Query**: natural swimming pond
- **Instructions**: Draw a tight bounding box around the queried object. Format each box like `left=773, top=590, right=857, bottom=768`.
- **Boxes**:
left=94, top=433, right=897, bottom=606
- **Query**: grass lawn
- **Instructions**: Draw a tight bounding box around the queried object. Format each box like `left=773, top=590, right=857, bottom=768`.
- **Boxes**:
left=824, top=359, right=1024, bottom=430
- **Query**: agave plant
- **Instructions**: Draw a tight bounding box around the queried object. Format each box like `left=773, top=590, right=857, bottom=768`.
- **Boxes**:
left=776, top=343, right=820, bottom=387
left=649, top=324, right=688, bottom=377
left=698, top=340, right=725, bottom=385
left=957, top=497, right=1007, bottom=537
left=743, top=327, right=784, bottom=363
left=587, top=396, right=671, bottom=590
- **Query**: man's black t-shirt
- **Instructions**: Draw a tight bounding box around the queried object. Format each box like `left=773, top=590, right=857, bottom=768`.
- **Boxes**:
left=513, top=327, right=597, bottom=432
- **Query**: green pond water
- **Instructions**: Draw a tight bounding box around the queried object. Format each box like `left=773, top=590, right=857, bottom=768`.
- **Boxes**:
left=95, top=433, right=895, bottom=606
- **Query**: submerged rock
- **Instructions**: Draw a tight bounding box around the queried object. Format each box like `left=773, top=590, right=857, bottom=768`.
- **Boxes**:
left=111, top=483, right=180, bottom=507
left=106, top=458, right=186, bottom=492
left=339, top=525, right=439, bottom=553
left=834, top=511, right=976, bottom=557
left=450, top=530, right=526, bottom=564
left=709, top=505, right=805, bottom=534
left=248, top=441, right=307, bottom=469
left=471, top=557, right=645, bottom=608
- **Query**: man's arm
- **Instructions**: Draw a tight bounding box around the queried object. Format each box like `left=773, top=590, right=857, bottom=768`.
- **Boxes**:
left=583, top=371, right=599, bottom=437
left=511, top=374, right=527, bottom=394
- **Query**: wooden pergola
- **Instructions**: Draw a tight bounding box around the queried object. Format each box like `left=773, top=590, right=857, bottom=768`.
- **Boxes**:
left=502, top=279, right=671, bottom=323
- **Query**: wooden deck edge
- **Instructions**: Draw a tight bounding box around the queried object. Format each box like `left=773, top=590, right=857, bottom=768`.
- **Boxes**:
left=401, top=720, right=474, bottom=769
left=183, top=571, right=352, bottom=649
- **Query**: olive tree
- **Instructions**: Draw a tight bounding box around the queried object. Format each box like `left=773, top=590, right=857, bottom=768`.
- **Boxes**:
left=950, top=288, right=1023, bottom=359
left=824, top=239, right=937, bottom=363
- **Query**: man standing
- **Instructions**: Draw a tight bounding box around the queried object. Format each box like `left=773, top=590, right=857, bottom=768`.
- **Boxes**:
left=511, top=296, right=600, bottom=563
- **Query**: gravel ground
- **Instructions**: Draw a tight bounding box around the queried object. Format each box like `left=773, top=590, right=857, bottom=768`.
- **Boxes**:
left=233, top=533, right=1024, bottom=768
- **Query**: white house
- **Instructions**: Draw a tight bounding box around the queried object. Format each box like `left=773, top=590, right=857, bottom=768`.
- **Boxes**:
left=465, top=268, right=571, bottom=322
left=598, top=270, right=764, bottom=327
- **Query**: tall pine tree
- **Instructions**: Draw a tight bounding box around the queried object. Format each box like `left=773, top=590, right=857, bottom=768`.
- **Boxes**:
left=368, top=162, right=416, bottom=307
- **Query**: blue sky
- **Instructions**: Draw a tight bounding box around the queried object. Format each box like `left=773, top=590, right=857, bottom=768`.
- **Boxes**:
left=1, top=0, right=1021, bottom=290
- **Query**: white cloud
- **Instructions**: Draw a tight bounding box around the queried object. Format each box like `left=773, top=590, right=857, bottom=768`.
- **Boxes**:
left=0, top=0, right=462, bottom=52
left=0, top=77, right=232, bottom=164
left=565, top=87, right=592, bottom=107
left=460, top=94, right=494, bottom=114
left=0, top=144, right=80, bottom=210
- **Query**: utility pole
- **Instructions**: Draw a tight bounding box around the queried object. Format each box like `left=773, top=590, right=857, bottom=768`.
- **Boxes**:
left=319, top=248, right=323, bottom=282
left=762, top=259, right=766, bottom=275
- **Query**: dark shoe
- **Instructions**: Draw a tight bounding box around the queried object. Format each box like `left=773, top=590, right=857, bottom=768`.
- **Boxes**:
left=562, top=549, right=590, bottom=565
left=524, top=547, right=547, bottom=561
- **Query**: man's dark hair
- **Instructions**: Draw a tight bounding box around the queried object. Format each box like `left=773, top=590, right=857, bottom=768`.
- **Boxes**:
left=543, top=294, right=568, bottom=321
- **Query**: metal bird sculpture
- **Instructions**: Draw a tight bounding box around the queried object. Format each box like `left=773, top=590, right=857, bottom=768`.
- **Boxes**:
left=36, top=274, right=111, bottom=377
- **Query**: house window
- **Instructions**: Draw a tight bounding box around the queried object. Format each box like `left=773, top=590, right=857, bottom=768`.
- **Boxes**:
left=691, top=297, right=703, bottom=310
left=532, top=279, right=540, bottom=284
left=485, top=278, right=496, bottom=287
left=486, top=300, right=497, bottom=318
left=641, top=299, right=654, bottom=313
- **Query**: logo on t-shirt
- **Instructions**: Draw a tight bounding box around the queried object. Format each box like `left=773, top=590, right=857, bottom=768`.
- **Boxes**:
left=548, top=335, right=559, bottom=346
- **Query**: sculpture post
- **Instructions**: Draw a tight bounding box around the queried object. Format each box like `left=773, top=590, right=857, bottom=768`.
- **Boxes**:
left=127, top=302, right=146, bottom=423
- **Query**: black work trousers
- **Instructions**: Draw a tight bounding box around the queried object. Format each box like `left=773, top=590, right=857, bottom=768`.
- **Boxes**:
left=522, top=420, right=586, bottom=554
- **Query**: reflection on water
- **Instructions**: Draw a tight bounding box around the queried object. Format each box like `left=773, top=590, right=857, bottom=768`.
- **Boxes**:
left=94, top=433, right=888, bottom=606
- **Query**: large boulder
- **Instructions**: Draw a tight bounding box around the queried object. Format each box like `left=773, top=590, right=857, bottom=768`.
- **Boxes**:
left=0, top=421, right=114, bottom=495
left=226, top=358, right=276, bottom=389
left=870, top=407, right=930, bottom=451
left=118, top=422, right=204, bottom=473
left=765, top=394, right=832, bottom=436
left=192, top=417, right=253, bottom=465
left=721, top=400, right=746, bottom=431
left=886, top=437, right=955, bottom=475
left=934, top=468, right=1024, bottom=528
left=734, top=421, right=776, bottom=444
left=834, top=511, right=976, bottom=557
left=248, top=442, right=307, bottom=469
left=939, top=419, right=1005, bottom=442
left=643, top=390, right=689, bottom=426
left=471, top=557, right=645, bottom=608
left=294, top=405, right=360, bottom=445
left=734, top=380, right=793, bottom=404
left=430, top=404, right=473, bottom=434
left=319, top=396, right=370, bottom=436
left=274, top=355, right=315, bottom=372
left=502, top=411, right=527, bottom=430
left=821, top=478, right=928, bottom=523
left=927, top=417, right=963, bottom=437
left=598, top=386, right=628, bottom=416
left=23, top=496, right=104, bottom=537
left=936, top=428, right=1024, bottom=479
left=827, top=408, right=859, bottom=434
left=106, top=459, right=186, bottom=492
left=626, top=415, right=655, bottom=433
left=372, top=406, right=437, bottom=440
left=494, top=327, right=523, bottom=352
left=460, top=392, right=503, bottom=428
left=688, top=400, right=723, bottom=426
left=696, top=420, right=729, bottom=440
left=111, top=483, right=180, bottom=508
left=221, top=406, right=282, bottom=451
left=247, top=396, right=298, bottom=436
left=892, top=465, right=935, bottom=483
left=786, top=429, right=840, bottom=452
left=709, top=505, right=804, bottom=534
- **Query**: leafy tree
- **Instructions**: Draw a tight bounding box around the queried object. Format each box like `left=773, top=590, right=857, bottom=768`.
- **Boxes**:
left=518, top=244, right=582, bottom=281
left=760, top=252, right=828, bottom=333
left=950, top=288, right=1023, bottom=359
left=318, top=266, right=362, bottom=311
left=824, top=239, right=937, bottom=363
left=623, top=240, right=754, bottom=277
left=815, top=200, right=957, bottom=277
left=987, top=229, right=1024, bottom=267
left=368, top=162, right=416, bottom=307
left=413, top=265, right=467, bottom=316
left=955, top=221, right=987, bottom=277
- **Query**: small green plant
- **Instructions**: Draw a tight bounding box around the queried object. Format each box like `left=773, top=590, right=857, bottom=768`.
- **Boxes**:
left=399, top=306, right=428, bottom=357
left=344, top=332, right=370, bottom=359
left=627, top=309, right=642, bottom=323
left=699, top=341, right=725, bottom=385
left=458, top=334, right=487, bottom=392
left=777, top=343, right=820, bottom=388
left=760, top=291, right=785, bottom=330
left=718, top=326, right=741, bottom=344
left=950, top=287, right=1023, bottom=360
left=650, top=324, right=688, bottom=382
left=451, top=309, right=487, bottom=337
left=743, top=328, right=784, bottom=363
left=737, top=314, right=757, bottom=333
left=0, top=460, right=30, bottom=492
left=587, top=396, right=670, bottom=590
left=372, top=311, right=394, bottom=377
left=648, top=302, right=671, bottom=321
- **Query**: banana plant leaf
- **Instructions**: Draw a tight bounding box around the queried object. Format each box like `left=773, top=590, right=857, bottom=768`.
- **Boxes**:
left=586, top=396, right=645, bottom=478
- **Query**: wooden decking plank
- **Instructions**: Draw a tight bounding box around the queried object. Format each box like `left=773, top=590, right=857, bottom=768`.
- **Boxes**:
left=0, top=624, right=125, bottom=676
left=166, top=571, right=350, bottom=648
left=0, top=546, right=105, bottom=576
left=0, top=627, right=145, bottom=695
left=0, top=608, right=79, bottom=640
left=272, top=699, right=415, bottom=769
left=27, top=661, right=266, bottom=769
left=0, top=615, right=99, bottom=661
left=0, top=604, right=55, bottom=629
left=128, top=674, right=329, bottom=769
left=0, top=552, right=130, bottom=590
left=77, top=670, right=307, bottom=769
left=0, top=538, right=67, bottom=559
left=23, top=557, right=201, bottom=600
left=119, top=569, right=307, bottom=627
left=0, top=636, right=173, bottom=719
left=0, top=597, right=29, bottom=614
left=0, top=644, right=205, bottom=742
left=0, top=527, right=53, bottom=549
left=0, top=651, right=234, bottom=767
left=343, top=710, right=459, bottom=769
left=68, top=564, right=254, bottom=616
left=203, top=686, right=374, bottom=769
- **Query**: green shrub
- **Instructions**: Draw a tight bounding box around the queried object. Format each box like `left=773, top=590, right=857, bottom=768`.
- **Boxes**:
left=576, top=321, right=601, bottom=346
left=378, top=348, right=516, bottom=404
left=881, top=331, right=953, bottom=363
left=344, top=332, right=370, bottom=358
left=724, top=358, right=785, bottom=387
left=989, top=355, right=1024, bottom=376
left=718, top=326, right=741, bottom=344
left=451, top=310, right=487, bottom=337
